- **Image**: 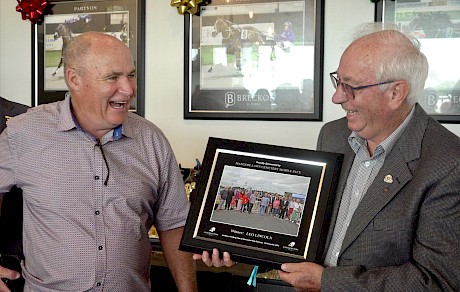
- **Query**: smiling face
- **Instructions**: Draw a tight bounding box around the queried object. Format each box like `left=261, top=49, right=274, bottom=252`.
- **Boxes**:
left=65, top=32, right=136, bottom=139
left=332, top=41, right=389, bottom=141
left=331, top=34, right=411, bottom=151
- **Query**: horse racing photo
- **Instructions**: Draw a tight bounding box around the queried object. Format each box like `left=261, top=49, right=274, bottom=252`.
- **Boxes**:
left=186, top=0, right=321, bottom=119
left=43, top=12, right=130, bottom=91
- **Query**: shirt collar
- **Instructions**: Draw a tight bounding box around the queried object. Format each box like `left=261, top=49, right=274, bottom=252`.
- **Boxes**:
left=58, top=92, right=128, bottom=142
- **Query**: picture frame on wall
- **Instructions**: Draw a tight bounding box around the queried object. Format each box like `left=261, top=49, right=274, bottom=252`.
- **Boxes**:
left=376, top=0, right=460, bottom=123
left=184, top=0, right=325, bottom=121
left=31, top=0, right=145, bottom=116
left=179, top=137, right=343, bottom=269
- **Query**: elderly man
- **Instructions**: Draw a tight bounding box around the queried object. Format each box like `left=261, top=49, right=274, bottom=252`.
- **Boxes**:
left=195, top=27, right=460, bottom=291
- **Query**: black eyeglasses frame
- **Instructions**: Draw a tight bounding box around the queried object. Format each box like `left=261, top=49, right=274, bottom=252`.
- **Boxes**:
left=329, top=71, right=394, bottom=99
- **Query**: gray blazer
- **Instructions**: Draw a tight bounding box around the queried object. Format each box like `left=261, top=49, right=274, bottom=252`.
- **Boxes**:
left=317, top=104, right=460, bottom=291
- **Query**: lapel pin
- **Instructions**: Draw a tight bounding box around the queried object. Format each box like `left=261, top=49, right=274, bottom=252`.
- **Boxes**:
left=384, top=175, right=393, bottom=183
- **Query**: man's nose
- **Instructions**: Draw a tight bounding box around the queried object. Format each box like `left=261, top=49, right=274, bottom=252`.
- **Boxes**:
left=118, top=77, right=135, bottom=96
left=331, top=86, right=348, bottom=104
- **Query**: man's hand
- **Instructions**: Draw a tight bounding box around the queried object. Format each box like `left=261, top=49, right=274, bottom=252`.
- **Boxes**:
left=278, top=262, right=324, bottom=292
left=0, top=265, right=20, bottom=292
left=192, top=248, right=236, bottom=268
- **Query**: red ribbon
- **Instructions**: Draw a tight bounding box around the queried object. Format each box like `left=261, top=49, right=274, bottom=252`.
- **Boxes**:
left=16, top=0, right=48, bottom=24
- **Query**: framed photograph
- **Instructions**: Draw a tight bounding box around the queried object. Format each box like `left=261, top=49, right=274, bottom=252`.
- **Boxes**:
left=376, top=0, right=460, bottom=123
left=31, top=0, right=145, bottom=116
left=184, top=0, right=325, bottom=120
left=180, top=137, right=343, bottom=269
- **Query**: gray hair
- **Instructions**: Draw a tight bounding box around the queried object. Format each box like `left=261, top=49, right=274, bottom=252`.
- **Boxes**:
left=352, top=23, right=429, bottom=105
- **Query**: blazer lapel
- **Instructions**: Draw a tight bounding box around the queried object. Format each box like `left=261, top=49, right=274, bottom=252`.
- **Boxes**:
left=339, top=150, right=413, bottom=253
left=339, top=104, right=428, bottom=254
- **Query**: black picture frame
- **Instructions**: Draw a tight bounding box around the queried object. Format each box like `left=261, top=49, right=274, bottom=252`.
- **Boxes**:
left=180, top=137, right=343, bottom=269
left=31, top=0, right=145, bottom=116
left=184, top=0, right=324, bottom=121
left=375, top=0, right=460, bottom=123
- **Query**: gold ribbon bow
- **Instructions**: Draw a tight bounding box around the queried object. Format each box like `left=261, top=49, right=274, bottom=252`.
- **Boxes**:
left=170, top=0, right=209, bottom=15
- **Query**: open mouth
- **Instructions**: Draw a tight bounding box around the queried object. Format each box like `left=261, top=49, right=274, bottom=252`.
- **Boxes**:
left=109, top=101, right=127, bottom=109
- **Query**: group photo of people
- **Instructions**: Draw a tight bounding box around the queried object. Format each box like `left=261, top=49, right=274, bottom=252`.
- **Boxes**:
left=213, top=186, right=305, bottom=225
left=211, top=186, right=306, bottom=237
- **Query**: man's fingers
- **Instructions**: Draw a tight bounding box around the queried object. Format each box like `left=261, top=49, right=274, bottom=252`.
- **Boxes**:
left=280, top=263, right=295, bottom=273
left=193, top=249, right=236, bottom=268
left=211, top=248, right=223, bottom=267
left=0, top=265, right=21, bottom=292
left=201, top=251, right=212, bottom=267
left=222, top=252, right=235, bottom=267
left=0, top=265, right=20, bottom=280
left=0, top=280, right=11, bottom=292
left=192, top=254, right=202, bottom=261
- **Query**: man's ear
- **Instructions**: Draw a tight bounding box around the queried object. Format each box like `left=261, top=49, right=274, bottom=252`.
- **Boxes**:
left=65, top=67, right=81, bottom=90
left=389, top=80, right=410, bottom=108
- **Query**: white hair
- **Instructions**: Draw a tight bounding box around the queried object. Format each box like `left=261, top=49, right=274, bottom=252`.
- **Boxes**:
left=350, top=23, right=429, bottom=105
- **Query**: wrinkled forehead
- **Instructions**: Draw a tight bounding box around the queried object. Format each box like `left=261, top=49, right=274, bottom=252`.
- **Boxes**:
left=339, top=40, right=380, bottom=80
left=86, top=43, right=134, bottom=66
left=78, top=59, right=133, bottom=83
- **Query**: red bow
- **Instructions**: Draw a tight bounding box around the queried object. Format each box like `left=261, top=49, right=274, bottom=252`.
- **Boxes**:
left=16, top=0, right=48, bottom=24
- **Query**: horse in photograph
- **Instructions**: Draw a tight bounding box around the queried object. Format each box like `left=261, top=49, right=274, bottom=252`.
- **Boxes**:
left=52, top=23, right=74, bottom=76
left=209, top=18, right=266, bottom=73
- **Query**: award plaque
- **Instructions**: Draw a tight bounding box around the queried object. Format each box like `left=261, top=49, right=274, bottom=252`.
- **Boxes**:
left=180, top=137, right=343, bottom=269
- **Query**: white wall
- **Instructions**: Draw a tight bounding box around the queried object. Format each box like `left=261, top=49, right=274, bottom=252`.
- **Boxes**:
left=2, top=0, right=460, bottom=167
left=0, top=0, right=32, bottom=106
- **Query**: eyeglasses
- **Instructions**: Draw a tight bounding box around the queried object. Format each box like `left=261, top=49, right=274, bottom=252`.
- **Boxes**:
left=330, top=71, right=394, bottom=100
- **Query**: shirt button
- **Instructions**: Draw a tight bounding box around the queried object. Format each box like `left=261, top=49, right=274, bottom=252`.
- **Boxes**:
left=335, top=252, right=339, bottom=257
left=96, top=282, right=101, bottom=287
left=98, top=246, right=103, bottom=250
left=95, top=176, right=100, bottom=180
left=95, top=211, right=100, bottom=215
left=364, top=161, right=370, bottom=167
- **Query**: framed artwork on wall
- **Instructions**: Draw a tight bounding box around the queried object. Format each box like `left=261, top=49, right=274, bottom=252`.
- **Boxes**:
left=184, top=0, right=325, bottom=121
left=31, top=0, right=145, bottom=116
left=376, top=0, right=460, bottom=123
